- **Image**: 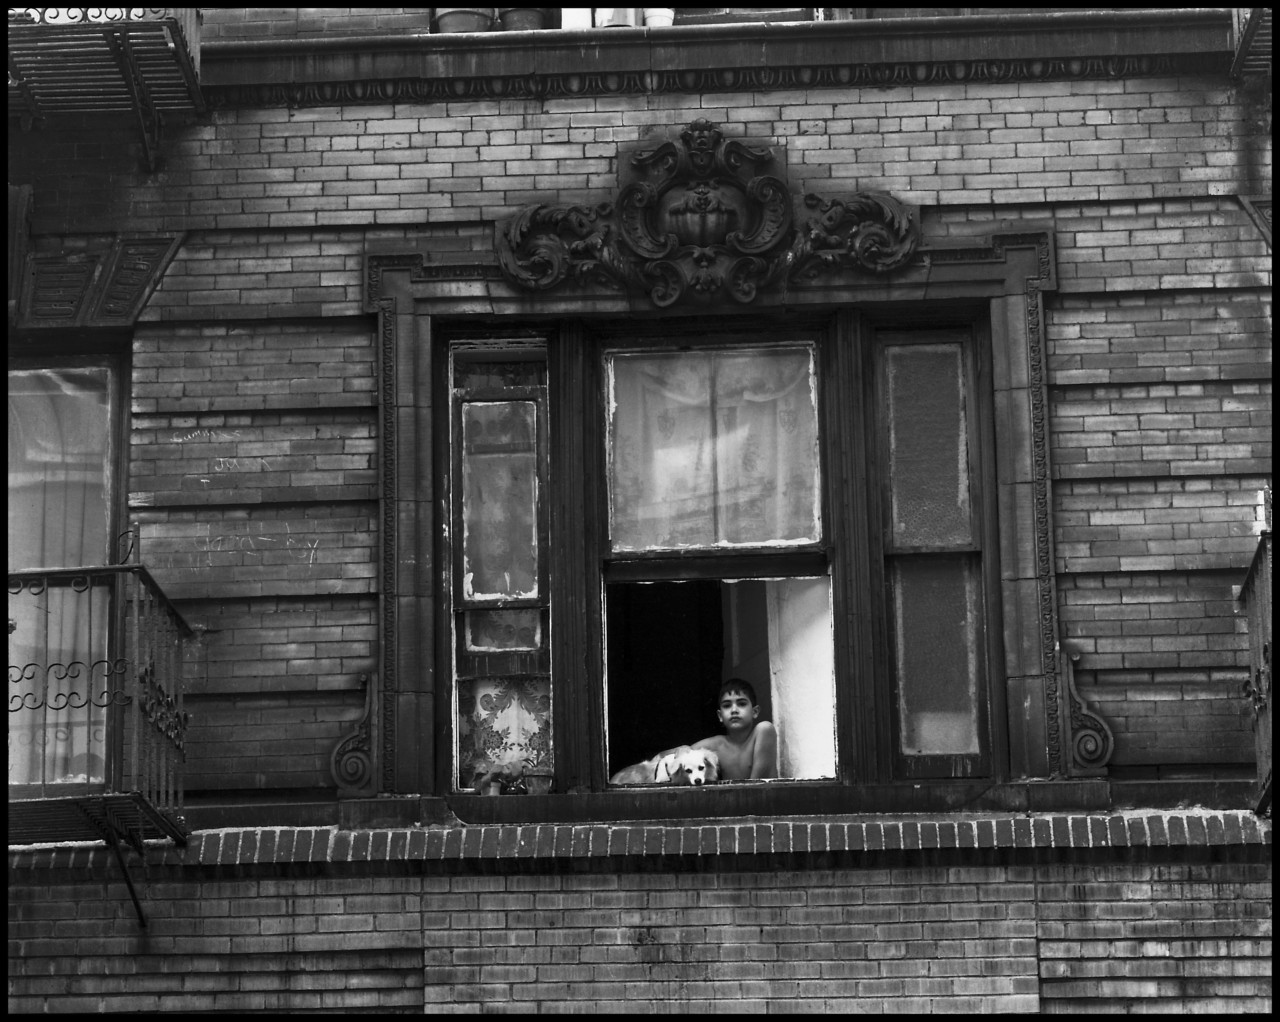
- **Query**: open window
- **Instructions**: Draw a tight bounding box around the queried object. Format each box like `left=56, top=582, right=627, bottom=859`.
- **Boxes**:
left=602, top=342, right=837, bottom=781
left=606, top=576, right=837, bottom=780
left=436, top=313, right=998, bottom=795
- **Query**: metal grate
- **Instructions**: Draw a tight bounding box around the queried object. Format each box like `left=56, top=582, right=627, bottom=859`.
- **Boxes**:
left=7, top=10, right=202, bottom=119
left=9, top=792, right=188, bottom=849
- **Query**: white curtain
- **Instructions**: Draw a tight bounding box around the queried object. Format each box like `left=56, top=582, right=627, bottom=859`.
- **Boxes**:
left=608, top=347, right=821, bottom=552
left=8, top=368, right=113, bottom=788
left=767, top=577, right=838, bottom=779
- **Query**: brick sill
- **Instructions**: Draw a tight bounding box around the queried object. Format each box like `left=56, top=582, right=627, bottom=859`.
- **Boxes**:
left=172, top=778, right=1258, bottom=833
left=8, top=807, right=1270, bottom=877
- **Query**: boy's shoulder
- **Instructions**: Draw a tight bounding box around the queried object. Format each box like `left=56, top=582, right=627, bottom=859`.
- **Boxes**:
left=694, top=720, right=775, bottom=751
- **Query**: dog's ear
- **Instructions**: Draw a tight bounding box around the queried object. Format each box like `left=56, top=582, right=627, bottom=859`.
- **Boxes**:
left=654, top=753, right=679, bottom=783
left=701, top=749, right=720, bottom=780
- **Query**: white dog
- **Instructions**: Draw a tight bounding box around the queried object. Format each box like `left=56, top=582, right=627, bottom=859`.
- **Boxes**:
left=610, top=746, right=720, bottom=786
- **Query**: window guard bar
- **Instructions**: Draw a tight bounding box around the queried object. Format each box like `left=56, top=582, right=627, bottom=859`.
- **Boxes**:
left=8, top=563, right=192, bottom=841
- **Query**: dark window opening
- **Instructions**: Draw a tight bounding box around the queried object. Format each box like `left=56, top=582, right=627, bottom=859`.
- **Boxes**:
left=605, top=577, right=837, bottom=781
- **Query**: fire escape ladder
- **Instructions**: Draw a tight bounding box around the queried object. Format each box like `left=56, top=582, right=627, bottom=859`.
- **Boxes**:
left=104, top=29, right=161, bottom=173
left=7, top=52, right=41, bottom=129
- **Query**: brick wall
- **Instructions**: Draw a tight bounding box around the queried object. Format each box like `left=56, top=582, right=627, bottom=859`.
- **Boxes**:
left=7, top=818, right=1271, bottom=1013
left=8, top=14, right=1270, bottom=1015
left=128, top=320, right=378, bottom=792
left=1046, top=285, right=1269, bottom=770
left=1037, top=860, right=1271, bottom=1013
left=18, top=79, right=1272, bottom=250
left=5, top=23, right=1269, bottom=790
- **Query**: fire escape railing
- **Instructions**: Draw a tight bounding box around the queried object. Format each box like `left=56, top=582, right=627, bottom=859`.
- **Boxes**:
left=8, top=8, right=203, bottom=171
left=1240, top=491, right=1272, bottom=817
left=8, top=563, right=191, bottom=847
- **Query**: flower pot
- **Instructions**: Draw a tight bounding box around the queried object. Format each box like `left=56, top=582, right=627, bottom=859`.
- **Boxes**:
left=483, top=780, right=505, bottom=796
left=435, top=7, right=493, bottom=33
left=498, top=7, right=546, bottom=31
left=643, top=8, right=674, bottom=27
left=523, top=767, right=554, bottom=795
left=595, top=8, right=638, bottom=28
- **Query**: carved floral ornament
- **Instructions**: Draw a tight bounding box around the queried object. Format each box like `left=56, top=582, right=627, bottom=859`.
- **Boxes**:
left=496, top=119, right=920, bottom=307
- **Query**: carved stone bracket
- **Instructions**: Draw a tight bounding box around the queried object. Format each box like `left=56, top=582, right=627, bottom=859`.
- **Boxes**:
left=496, top=119, right=919, bottom=307
left=1060, top=645, right=1115, bottom=776
left=330, top=672, right=377, bottom=797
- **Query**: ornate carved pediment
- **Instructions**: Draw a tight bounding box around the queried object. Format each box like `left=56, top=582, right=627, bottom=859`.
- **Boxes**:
left=496, top=119, right=919, bottom=307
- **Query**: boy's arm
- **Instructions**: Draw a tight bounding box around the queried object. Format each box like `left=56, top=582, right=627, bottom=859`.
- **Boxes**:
left=750, top=721, right=778, bottom=779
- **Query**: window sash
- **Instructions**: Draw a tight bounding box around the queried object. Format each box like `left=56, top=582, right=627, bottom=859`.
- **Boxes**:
left=447, top=345, right=553, bottom=790
left=605, top=344, right=822, bottom=555
left=874, top=328, right=992, bottom=777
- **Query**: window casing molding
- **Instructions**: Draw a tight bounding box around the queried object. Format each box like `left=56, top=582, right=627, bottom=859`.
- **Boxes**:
left=367, top=228, right=1065, bottom=814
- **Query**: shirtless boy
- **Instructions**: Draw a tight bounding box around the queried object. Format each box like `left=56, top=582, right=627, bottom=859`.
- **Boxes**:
left=692, top=678, right=777, bottom=780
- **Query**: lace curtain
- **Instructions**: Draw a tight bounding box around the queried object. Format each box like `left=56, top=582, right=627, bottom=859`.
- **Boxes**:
left=8, top=368, right=112, bottom=788
left=607, top=347, right=821, bottom=552
left=456, top=676, right=552, bottom=788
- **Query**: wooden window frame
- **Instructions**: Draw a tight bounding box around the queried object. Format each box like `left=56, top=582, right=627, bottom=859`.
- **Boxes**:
left=430, top=310, right=1001, bottom=797
left=369, top=228, right=1066, bottom=816
left=866, top=318, right=1003, bottom=782
left=589, top=320, right=840, bottom=788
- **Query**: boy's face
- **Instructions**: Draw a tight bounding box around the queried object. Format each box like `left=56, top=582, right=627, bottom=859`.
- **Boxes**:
left=717, top=690, right=758, bottom=734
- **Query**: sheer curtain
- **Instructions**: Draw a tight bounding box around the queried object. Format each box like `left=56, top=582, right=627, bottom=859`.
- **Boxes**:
left=608, top=347, right=820, bottom=552
left=766, top=576, right=838, bottom=779
left=8, top=367, right=113, bottom=788
left=456, top=677, right=552, bottom=788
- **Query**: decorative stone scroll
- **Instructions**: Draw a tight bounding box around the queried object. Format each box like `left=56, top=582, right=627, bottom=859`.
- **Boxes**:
left=1061, top=645, right=1115, bottom=776
left=496, top=119, right=919, bottom=307
left=330, top=672, right=376, bottom=796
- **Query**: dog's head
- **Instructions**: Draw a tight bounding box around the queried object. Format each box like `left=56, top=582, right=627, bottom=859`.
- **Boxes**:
left=658, top=747, right=720, bottom=786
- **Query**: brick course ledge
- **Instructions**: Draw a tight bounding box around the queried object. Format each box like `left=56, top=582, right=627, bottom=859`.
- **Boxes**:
left=8, top=810, right=1269, bottom=875
left=199, top=9, right=1232, bottom=104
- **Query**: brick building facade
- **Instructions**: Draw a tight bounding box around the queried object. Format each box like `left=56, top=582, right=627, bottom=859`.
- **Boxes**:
left=8, top=8, right=1272, bottom=1012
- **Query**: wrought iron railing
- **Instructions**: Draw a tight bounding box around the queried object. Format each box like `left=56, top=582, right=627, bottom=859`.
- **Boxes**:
left=7, top=8, right=201, bottom=79
left=8, top=564, right=191, bottom=827
left=1240, top=490, right=1272, bottom=816
left=8, top=7, right=189, bottom=27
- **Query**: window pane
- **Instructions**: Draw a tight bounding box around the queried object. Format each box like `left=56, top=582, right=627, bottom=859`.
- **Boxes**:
left=455, top=359, right=544, bottom=392
left=884, top=343, right=972, bottom=548
left=464, top=608, right=542, bottom=652
left=460, top=400, right=539, bottom=601
left=456, top=676, right=551, bottom=789
left=891, top=556, right=981, bottom=756
left=8, top=367, right=112, bottom=569
left=607, top=347, right=820, bottom=552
